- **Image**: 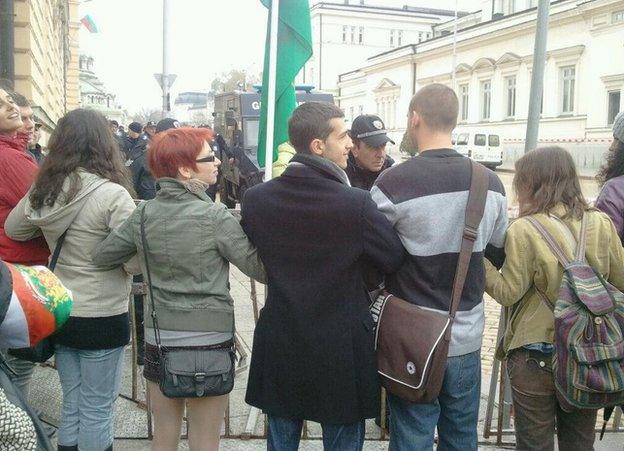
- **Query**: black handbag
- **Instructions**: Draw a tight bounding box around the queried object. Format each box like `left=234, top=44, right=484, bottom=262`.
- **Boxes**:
left=7, top=229, right=68, bottom=363
left=140, top=205, right=235, bottom=398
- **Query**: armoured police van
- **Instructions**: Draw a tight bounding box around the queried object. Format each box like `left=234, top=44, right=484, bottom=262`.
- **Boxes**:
left=213, top=87, right=333, bottom=207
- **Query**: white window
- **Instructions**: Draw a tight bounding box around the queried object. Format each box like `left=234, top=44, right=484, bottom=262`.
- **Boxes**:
left=350, top=26, right=355, bottom=43
left=508, top=0, right=516, bottom=14
left=608, top=91, right=621, bottom=125
left=350, top=106, right=354, bottom=121
left=358, top=105, right=363, bottom=115
left=418, top=32, right=423, bottom=43
left=426, top=32, right=431, bottom=39
left=460, top=84, right=469, bottom=121
left=505, top=76, right=516, bottom=118
left=613, top=10, right=624, bottom=23
left=398, top=30, right=403, bottom=46
left=390, top=30, right=394, bottom=46
left=481, top=80, right=491, bottom=120
left=342, top=26, right=347, bottom=43
left=561, top=66, right=575, bottom=114
left=358, top=27, right=363, bottom=44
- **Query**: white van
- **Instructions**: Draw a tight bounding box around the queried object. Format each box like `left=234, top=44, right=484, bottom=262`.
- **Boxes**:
left=452, top=129, right=503, bottom=169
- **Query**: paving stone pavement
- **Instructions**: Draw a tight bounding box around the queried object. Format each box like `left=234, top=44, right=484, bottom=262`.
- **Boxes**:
left=29, top=267, right=623, bottom=450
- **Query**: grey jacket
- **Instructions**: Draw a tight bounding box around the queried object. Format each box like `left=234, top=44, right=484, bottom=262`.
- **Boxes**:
left=93, top=178, right=266, bottom=334
left=5, top=170, right=138, bottom=318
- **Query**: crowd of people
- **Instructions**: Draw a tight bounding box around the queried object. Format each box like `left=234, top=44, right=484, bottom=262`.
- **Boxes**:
left=0, top=79, right=623, bottom=451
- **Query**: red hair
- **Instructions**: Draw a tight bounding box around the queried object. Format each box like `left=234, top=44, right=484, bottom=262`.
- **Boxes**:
left=148, top=127, right=214, bottom=178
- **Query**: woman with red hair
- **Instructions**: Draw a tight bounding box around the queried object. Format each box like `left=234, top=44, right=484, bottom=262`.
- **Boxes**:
left=94, top=127, right=266, bottom=451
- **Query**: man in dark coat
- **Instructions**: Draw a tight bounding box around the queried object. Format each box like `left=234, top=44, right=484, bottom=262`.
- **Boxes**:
left=124, top=121, right=155, bottom=201
left=345, top=114, right=395, bottom=191
left=242, top=102, right=405, bottom=450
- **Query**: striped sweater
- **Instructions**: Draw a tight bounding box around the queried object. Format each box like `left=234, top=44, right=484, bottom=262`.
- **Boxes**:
left=371, top=148, right=508, bottom=356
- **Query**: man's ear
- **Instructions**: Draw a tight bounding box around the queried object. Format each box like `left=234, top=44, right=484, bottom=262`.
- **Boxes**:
left=409, top=111, right=420, bottom=129
left=309, top=138, right=324, bottom=157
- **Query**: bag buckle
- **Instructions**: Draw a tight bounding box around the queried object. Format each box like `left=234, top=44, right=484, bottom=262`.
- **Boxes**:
left=194, top=372, right=206, bottom=383
left=463, top=226, right=478, bottom=241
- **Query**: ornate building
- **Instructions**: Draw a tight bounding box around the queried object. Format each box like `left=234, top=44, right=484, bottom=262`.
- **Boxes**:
left=79, top=55, right=126, bottom=124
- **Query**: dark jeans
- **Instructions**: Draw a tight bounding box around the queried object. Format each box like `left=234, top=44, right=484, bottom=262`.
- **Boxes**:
left=507, top=348, right=597, bottom=451
left=267, top=416, right=365, bottom=451
left=388, top=350, right=481, bottom=451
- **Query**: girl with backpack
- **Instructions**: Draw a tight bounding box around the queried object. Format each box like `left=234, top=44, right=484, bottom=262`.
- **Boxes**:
left=484, top=146, right=624, bottom=450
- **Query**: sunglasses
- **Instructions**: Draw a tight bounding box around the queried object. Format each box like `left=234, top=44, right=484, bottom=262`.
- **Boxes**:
left=196, top=154, right=216, bottom=163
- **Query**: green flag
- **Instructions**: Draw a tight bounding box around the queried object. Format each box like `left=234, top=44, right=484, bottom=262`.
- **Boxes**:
left=257, top=0, right=312, bottom=168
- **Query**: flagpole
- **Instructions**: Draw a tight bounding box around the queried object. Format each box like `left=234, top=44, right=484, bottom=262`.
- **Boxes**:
left=264, top=0, right=280, bottom=182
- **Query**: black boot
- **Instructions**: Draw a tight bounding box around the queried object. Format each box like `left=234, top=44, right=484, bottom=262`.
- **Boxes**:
left=57, top=445, right=78, bottom=451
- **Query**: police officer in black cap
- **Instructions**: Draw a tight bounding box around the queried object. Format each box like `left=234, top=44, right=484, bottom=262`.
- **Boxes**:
left=346, top=114, right=395, bottom=190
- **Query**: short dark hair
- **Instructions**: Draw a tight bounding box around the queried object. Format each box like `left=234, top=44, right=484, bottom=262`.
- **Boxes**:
left=10, top=92, right=30, bottom=108
left=109, top=119, right=119, bottom=127
left=288, top=102, right=344, bottom=154
left=409, top=83, right=458, bottom=132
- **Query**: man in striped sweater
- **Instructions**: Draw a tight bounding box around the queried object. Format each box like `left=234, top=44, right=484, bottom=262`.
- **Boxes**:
left=371, top=84, right=507, bottom=450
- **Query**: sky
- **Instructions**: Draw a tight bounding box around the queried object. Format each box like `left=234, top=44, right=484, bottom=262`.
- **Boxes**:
left=79, top=0, right=482, bottom=115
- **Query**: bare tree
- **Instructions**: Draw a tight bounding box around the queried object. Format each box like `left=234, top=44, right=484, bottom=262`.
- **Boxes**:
left=130, top=108, right=161, bottom=124
left=210, top=69, right=261, bottom=95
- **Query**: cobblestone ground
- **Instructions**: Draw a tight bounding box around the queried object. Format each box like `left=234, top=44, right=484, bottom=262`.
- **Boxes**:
left=30, top=268, right=622, bottom=450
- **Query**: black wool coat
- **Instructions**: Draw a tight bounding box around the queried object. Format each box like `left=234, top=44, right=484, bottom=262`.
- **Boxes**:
left=241, top=155, right=405, bottom=424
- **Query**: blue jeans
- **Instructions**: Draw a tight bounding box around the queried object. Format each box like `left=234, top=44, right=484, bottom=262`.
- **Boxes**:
left=55, top=345, right=125, bottom=450
left=267, top=415, right=365, bottom=451
left=388, top=350, right=481, bottom=451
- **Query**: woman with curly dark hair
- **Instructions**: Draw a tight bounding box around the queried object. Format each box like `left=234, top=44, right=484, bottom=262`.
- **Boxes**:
left=596, top=112, right=624, bottom=242
left=5, top=108, right=137, bottom=451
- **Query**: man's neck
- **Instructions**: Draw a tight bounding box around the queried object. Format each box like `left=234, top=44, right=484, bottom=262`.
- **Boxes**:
left=417, top=134, right=453, bottom=154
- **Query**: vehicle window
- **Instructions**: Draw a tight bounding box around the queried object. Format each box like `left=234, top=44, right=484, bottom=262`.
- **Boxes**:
left=488, top=135, right=500, bottom=146
left=474, top=134, right=486, bottom=146
left=457, top=133, right=469, bottom=145
left=243, top=119, right=260, bottom=148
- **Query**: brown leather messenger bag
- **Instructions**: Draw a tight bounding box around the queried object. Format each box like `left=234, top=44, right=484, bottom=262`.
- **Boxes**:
left=370, top=160, right=490, bottom=403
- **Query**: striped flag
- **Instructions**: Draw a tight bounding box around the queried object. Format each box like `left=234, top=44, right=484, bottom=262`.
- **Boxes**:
left=80, top=14, right=99, bottom=33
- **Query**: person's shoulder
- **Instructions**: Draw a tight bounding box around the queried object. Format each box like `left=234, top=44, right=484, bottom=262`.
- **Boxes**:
left=95, top=180, right=134, bottom=204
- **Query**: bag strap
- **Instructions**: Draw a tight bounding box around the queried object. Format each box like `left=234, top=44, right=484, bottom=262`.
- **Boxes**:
left=139, top=205, right=163, bottom=352
left=448, top=161, right=490, bottom=326
left=549, top=212, right=588, bottom=262
left=48, top=230, right=68, bottom=272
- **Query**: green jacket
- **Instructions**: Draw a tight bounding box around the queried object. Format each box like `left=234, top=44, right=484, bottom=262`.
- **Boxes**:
left=93, top=178, right=266, bottom=333
left=485, top=205, right=624, bottom=358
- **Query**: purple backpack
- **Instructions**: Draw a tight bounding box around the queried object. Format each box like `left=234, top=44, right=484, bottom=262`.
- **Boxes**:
left=527, top=213, right=624, bottom=422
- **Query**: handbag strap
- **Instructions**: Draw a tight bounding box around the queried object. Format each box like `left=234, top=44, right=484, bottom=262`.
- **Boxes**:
left=48, top=230, right=68, bottom=272
left=448, top=161, right=490, bottom=325
left=139, top=205, right=163, bottom=351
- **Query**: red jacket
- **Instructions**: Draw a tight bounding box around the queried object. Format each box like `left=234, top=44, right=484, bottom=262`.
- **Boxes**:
left=0, top=133, right=50, bottom=265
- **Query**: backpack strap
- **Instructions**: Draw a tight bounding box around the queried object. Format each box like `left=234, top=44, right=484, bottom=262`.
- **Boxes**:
left=549, top=212, right=588, bottom=263
left=525, top=216, right=572, bottom=267
left=576, top=212, right=588, bottom=262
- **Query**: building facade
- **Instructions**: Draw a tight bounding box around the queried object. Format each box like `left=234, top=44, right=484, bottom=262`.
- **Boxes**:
left=79, top=55, right=126, bottom=124
left=337, top=0, right=624, bottom=173
left=303, top=1, right=464, bottom=97
left=12, top=0, right=80, bottom=134
left=172, top=91, right=215, bottom=126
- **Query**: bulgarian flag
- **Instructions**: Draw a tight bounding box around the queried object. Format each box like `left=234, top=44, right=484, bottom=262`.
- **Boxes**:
left=257, top=0, right=312, bottom=178
left=80, top=14, right=99, bottom=33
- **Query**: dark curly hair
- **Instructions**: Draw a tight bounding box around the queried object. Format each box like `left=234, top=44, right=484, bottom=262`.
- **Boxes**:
left=30, top=109, right=134, bottom=209
left=596, top=139, right=624, bottom=187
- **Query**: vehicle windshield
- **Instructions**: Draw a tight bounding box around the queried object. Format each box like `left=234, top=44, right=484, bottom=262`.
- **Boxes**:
left=457, top=133, right=469, bottom=145
left=243, top=119, right=260, bottom=148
